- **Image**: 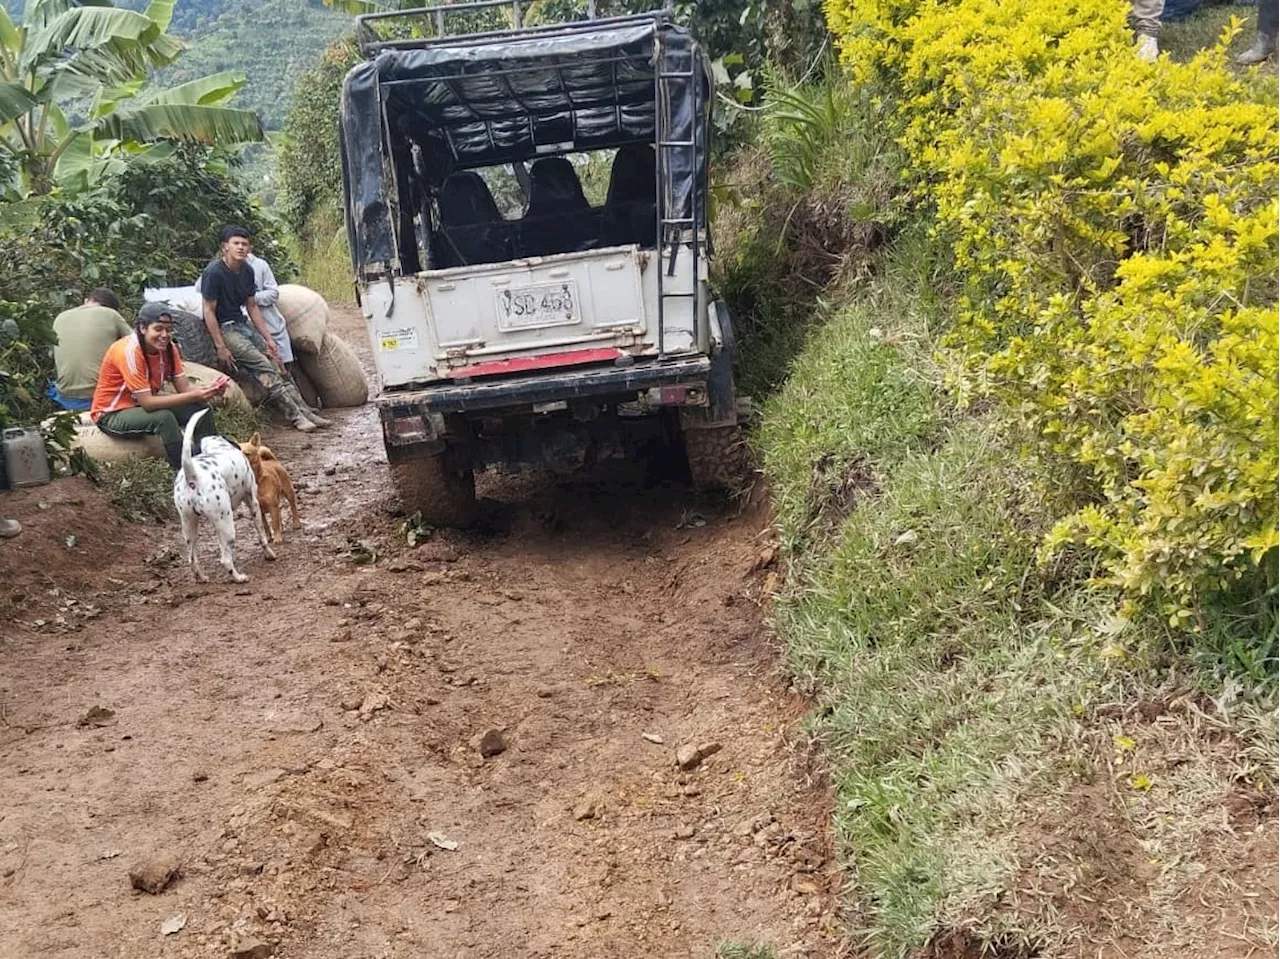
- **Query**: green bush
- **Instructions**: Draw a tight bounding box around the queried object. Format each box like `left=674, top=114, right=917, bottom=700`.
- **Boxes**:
left=278, top=39, right=358, bottom=234
left=825, top=0, right=1279, bottom=622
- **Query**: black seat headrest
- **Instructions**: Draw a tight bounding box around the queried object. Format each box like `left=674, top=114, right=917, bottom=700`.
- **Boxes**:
left=606, top=144, right=656, bottom=208
left=438, top=172, right=502, bottom=227
left=526, top=157, right=589, bottom=218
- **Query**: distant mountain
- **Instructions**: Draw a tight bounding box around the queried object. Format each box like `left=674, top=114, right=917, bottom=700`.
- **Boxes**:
left=3, top=0, right=272, bottom=35
left=160, top=0, right=350, bottom=129
left=3, top=0, right=351, bottom=130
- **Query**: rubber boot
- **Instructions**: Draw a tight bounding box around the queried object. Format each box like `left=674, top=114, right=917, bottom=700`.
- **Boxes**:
left=272, top=390, right=316, bottom=433
left=1237, top=31, right=1277, bottom=63
left=286, top=382, right=332, bottom=427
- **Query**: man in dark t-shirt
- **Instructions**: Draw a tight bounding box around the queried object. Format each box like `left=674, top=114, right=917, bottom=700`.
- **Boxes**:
left=200, top=225, right=330, bottom=432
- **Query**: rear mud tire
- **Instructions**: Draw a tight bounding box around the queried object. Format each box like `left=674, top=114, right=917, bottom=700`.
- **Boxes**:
left=388, top=447, right=478, bottom=528
left=683, top=425, right=750, bottom=493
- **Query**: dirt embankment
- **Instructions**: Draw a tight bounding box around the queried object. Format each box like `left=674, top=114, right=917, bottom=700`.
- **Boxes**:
left=0, top=308, right=842, bottom=959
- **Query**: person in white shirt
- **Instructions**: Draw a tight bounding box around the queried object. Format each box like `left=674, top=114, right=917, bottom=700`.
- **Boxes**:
left=245, top=248, right=325, bottom=412
left=247, top=248, right=294, bottom=366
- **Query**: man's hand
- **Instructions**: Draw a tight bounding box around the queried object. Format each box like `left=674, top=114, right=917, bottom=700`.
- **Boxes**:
left=217, top=344, right=238, bottom=371
left=265, top=342, right=284, bottom=372
left=197, top=383, right=223, bottom=403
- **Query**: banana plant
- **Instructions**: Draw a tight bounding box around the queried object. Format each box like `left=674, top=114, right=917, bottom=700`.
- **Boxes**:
left=0, top=0, right=265, bottom=197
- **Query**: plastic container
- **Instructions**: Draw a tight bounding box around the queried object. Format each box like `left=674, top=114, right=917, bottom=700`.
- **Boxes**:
left=1, top=427, right=51, bottom=489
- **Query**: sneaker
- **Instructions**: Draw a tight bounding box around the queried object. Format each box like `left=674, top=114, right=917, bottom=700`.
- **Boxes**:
left=1136, top=34, right=1159, bottom=62
left=0, top=519, right=21, bottom=539
left=1237, top=33, right=1277, bottom=64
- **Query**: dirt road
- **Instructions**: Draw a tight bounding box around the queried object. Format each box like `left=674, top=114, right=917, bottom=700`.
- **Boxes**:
left=0, top=308, right=841, bottom=959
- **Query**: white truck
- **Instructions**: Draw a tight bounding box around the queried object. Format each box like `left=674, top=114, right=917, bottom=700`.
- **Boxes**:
left=341, top=2, right=743, bottom=524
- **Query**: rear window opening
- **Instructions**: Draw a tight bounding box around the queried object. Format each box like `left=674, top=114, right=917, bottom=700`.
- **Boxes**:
left=418, top=146, right=656, bottom=271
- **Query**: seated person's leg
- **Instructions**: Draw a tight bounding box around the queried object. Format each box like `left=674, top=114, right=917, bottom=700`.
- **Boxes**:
left=221, top=323, right=322, bottom=430
left=173, top=401, right=217, bottom=449
left=221, top=323, right=282, bottom=397
left=97, top=407, right=185, bottom=470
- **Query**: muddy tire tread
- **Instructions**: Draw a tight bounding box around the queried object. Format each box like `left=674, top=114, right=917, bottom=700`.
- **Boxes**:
left=683, top=425, right=749, bottom=492
left=388, top=448, right=477, bottom=528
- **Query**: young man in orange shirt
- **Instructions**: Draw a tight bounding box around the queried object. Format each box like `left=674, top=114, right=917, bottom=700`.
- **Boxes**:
left=92, top=303, right=227, bottom=470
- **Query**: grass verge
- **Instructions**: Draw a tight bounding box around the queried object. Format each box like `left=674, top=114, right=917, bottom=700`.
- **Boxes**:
left=288, top=202, right=355, bottom=306
left=756, top=231, right=1278, bottom=956
left=715, top=943, right=777, bottom=959
left=735, top=8, right=1277, bottom=954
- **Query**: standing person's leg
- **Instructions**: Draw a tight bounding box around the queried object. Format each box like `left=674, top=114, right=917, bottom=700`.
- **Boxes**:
left=98, top=407, right=187, bottom=469
left=1239, top=0, right=1278, bottom=62
left=1131, top=0, right=1165, bottom=60
left=221, top=323, right=321, bottom=432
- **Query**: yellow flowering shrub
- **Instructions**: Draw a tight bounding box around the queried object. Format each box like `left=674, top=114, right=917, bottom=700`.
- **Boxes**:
left=825, top=0, right=1279, bottom=615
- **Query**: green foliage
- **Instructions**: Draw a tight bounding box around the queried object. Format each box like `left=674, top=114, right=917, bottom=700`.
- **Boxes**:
left=712, top=72, right=905, bottom=398
left=289, top=201, right=353, bottom=304
left=100, top=455, right=175, bottom=522
left=756, top=232, right=940, bottom=546
left=277, top=38, right=356, bottom=231
left=0, top=0, right=264, bottom=197
left=714, top=943, right=778, bottom=959
left=826, top=0, right=1279, bottom=621
left=0, top=309, right=93, bottom=471
left=760, top=63, right=847, bottom=191
left=758, top=239, right=1083, bottom=953
left=1, top=145, right=291, bottom=311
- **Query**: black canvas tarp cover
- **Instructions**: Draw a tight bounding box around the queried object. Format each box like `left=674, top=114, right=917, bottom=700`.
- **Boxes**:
left=340, top=13, right=709, bottom=271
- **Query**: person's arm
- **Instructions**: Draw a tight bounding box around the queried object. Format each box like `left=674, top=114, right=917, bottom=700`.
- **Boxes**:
left=125, top=347, right=216, bottom=410
left=244, top=296, right=282, bottom=369
left=114, top=313, right=131, bottom=337
left=137, top=386, right=217, bottom=411
left=253, top=258, right=280, bottom=308
left=203, top=295, right=238, bottom=372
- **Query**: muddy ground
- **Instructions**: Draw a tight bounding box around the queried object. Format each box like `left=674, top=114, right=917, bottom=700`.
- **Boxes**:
left=0, top=308, right=844, bottom=959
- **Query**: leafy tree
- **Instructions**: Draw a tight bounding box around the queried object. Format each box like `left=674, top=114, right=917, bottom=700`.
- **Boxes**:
left=326, top=0, right=827, bottom=69
left=0, top=0, right=264, bottom=196
left=277, top=36, right=355, bottom=231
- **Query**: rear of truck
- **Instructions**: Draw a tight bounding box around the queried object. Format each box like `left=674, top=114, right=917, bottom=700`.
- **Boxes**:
left=340, top=5, right=743, bottom=524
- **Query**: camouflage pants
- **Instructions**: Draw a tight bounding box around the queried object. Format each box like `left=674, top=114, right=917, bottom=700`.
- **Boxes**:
left=220, top=321, right=310, bottom=418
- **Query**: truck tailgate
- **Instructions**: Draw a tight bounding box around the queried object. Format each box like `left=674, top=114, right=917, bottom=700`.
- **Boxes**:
left=427, top=247, right=648, bottom=364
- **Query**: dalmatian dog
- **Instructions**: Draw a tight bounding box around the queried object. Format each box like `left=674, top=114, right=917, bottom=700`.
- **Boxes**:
left=173, top=408, right=276, bottom=583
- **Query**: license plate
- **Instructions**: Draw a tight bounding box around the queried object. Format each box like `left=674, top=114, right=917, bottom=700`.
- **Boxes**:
left=495, top=281, right=580, bottom=331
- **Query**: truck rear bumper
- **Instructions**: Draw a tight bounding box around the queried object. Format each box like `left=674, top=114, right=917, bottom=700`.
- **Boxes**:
left=377, top=355, right=712, bottom=415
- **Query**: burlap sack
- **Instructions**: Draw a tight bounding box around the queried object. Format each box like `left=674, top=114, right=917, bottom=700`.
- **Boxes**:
left=278, top=284, right=329, bottom=357
left=298, top=332, right=368, bottom=408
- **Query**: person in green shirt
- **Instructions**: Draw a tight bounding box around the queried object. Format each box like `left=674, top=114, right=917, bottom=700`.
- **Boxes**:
left=51, top=288, right=131, bottom=410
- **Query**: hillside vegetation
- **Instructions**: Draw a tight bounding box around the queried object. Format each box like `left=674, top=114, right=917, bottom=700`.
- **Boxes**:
left=717, top=1, right=1278, bottom=955
left=159, top=0, right=348, bottom=128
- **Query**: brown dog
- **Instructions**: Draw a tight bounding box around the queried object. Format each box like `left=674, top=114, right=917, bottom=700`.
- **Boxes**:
left=239, top=433, right=301, bottom=544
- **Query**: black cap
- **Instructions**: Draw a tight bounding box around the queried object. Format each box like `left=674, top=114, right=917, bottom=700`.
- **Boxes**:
left=136, top=301, right=175, bottom=325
